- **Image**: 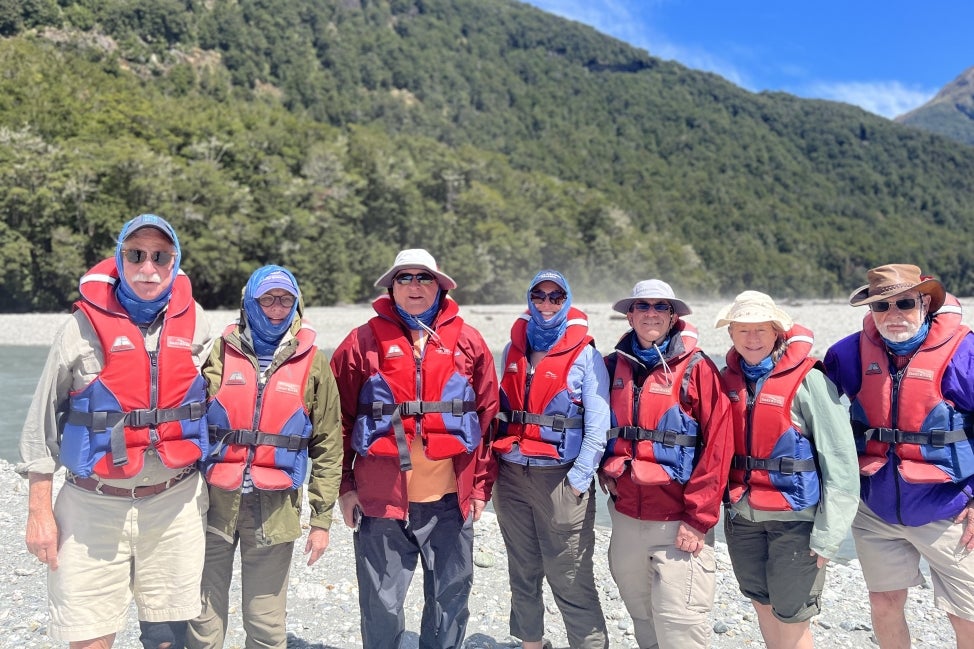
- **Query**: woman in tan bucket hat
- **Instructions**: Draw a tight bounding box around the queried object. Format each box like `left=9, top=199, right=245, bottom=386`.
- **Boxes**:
left=716, top=291, right=860, bottom=649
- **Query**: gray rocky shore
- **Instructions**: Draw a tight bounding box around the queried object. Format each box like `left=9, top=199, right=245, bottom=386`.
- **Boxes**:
left=0, top=459, right=951, bottom=649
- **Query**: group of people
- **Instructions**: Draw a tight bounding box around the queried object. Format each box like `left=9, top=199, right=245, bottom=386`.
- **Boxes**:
left=15, top=213, right=974, bottom=649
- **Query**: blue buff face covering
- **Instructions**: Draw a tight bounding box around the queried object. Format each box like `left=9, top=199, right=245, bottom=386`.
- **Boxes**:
left=883, top=319, right=930, bottom=356
left=741, top=355, right=775, bottom=382
left=525, top=269, right=572, bottom=352
left=243, top=265, right=300, bottom=358
left=631, top=331, right=670, bottom=367
left=113, top=214, right=182, bottom=325
left=395, top=293, right=442, bottom=330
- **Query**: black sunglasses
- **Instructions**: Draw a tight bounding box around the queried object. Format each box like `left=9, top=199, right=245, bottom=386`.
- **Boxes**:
left=257, top=294, right=296, bottom=308
left=395, top=273, right=436, bottom=286
left=868, top=298, right=920, bottom=313
left=630, top=302, right=672, bottom=313
left=529, top=290, right=567, bottom=305
left=122, top=249, right=174, bottom=266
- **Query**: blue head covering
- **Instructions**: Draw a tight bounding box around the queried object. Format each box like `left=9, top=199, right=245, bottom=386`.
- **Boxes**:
left=243, top=265, right=300, bottom=358
left=114, top=214, right=181, bottom=325
left=526, top=269, right=572, bottom=352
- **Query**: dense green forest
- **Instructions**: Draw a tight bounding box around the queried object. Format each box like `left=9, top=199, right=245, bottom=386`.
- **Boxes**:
left=3, top=0, right=974, bottom=311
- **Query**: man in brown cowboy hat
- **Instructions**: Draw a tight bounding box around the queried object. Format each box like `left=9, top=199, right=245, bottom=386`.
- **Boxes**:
left=825, top=264, right=974, bottom=648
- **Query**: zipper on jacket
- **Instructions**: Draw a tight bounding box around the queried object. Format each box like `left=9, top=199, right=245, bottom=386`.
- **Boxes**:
left=148, top=350, right=160, bottom=444
left=890, top=365, right=905, bottom=525
left=744, top=383, right=757, bottom=490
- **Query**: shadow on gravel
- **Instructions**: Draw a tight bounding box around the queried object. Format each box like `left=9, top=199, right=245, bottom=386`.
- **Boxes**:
left=285, top=631, right=516, bottom=649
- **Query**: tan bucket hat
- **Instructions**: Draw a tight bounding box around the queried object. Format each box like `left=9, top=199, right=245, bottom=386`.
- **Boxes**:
left=374, top=248, right=457, bottom=290
left=714, top=291, right=793, bottom=331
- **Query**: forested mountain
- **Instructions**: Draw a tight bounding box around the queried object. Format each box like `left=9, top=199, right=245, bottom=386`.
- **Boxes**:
left=3, top=0, right=974, bottom=311
left=896, top=66, right=974, bottom=146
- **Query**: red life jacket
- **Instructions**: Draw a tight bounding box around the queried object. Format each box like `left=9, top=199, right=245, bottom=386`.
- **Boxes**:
left=205, top=324, right=316, bottom=491
left=494, top=308, right=592, bottom=461
left=723, top=324, right=822, bottom=511
left=602, top=322, right=701, bottom=486
left=351, top=296, right=481, bottom=471
left=61, top=259, right=207, bottom=479
left=850, top=295, right=974, bottom=483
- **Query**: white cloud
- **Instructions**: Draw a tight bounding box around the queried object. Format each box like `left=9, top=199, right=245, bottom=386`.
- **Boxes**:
left=803, top=81, right=938, bottom=119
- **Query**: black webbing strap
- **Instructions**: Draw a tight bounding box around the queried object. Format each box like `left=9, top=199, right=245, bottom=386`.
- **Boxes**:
left=605, top=426, right=696, bottom=447
left=68, top=402, right=206, bottom=468
left=208, top=426, right=310, bottom=451
left=855, top=426, right=969, bottom=448
left=495, top=410, right=583, bottom=432
left=731, top=454, right=816, bottom=475
left=358, top=399, right=477, bottom=419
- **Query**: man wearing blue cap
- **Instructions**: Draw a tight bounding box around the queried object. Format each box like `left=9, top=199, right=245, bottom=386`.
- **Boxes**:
left=18, top=214, right=212, bottom=649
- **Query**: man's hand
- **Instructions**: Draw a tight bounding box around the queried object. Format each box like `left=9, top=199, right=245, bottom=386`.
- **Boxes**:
left=26, top=473, right=58, bottom=570
left=956, top=500, right=974, bottom=551
left=338, top=491, right=362, bottom=529
left=304, top=527, right=330, bottom=566
left=471, top=498, right=486, bottom=522
left=675, top=522, right=706, bottom=557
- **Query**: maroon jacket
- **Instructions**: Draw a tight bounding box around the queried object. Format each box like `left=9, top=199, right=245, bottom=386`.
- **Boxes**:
left=330, top=295, right=499, bottom=519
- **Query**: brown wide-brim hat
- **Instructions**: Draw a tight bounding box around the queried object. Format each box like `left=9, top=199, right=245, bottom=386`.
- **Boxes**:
left=848, top=264, right=945, bottom=312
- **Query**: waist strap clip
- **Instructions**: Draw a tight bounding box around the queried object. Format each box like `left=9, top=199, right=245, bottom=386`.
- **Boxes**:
left=400, top=401, right=424, bottom=416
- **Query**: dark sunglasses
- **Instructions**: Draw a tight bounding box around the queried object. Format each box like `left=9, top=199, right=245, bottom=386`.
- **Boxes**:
left=868, top=297, right=921, bottom=313
left=394, top=273, right=436, bottom=286
left=529, top=290, right=567, bottom=305
left=630, top=302, right=672, bottom=313
left=122, top=249, right=174, bottom=266
left=257, top=294, right=296, bottom=308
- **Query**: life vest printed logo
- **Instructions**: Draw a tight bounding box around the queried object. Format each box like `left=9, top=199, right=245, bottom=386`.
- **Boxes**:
left=728, top=391, right=740, bottom=402
left=545, top=371, right=558, bottom=380
left=166, top=336, right=193, bottom=350
left=435, top=347, right=452, bottom=355
left=865, top=362, right=883, bottom=375
left=110, top=336, right=135, bottom=352
left=226, top=371, right=247, bottom=386
left=906, top=367, right=935, bottom=381
left=385, top=344, right=405, bottom=358
left=649, top=382, right=671, bottom=394
left=276, top=381, right=300, bottom=395
left=612, top=378, right=624, bottom=389
left=758, top=393, right=786, bottom=407
left=506, top=363, right=519, bottom=373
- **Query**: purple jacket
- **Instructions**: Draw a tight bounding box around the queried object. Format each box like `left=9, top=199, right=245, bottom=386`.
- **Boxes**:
left=824, top=330, right=974, bottom=526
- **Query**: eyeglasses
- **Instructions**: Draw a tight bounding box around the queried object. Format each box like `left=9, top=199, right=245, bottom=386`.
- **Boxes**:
left=394, top=273, right=436, bottom=286
left=630, top=302, right=672, bottom=313
left=257, top=294, right=296, bottom=308
left=868, top=297, right=920, bottom=313
left=122, top=249, right=174, bottom=266
left=529, top=290, right=567, bottom=305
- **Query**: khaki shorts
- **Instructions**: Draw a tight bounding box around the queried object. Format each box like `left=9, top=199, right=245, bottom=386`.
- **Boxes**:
left=853, top=502, right=974, bottom=620
left=48, top=472, right=208, bottom=642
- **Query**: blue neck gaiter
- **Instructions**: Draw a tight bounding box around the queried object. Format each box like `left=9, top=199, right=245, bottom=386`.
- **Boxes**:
left=741, top=356, right=775, bottom=383
left=242, top=265, right=299, bottom=358
left=525, top=270, right=573, bottom=353
left=884, top=320, right=930, bottom=357
left=396, top=294, right=442, bottom=331
left=113, top=214, right=182, bottom=325
left=631, top=330, right=670, bottom=368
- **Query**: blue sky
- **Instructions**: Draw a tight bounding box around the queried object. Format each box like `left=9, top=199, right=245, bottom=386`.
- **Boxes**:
left=519, top=0, right=973, bottom=119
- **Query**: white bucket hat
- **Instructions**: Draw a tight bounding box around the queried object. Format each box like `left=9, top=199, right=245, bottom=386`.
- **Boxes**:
left=714, top=290, right=793, bottom=331
left=374, top=248, right=457, bottom=290
left=612, top=279, right=691, bottom=316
